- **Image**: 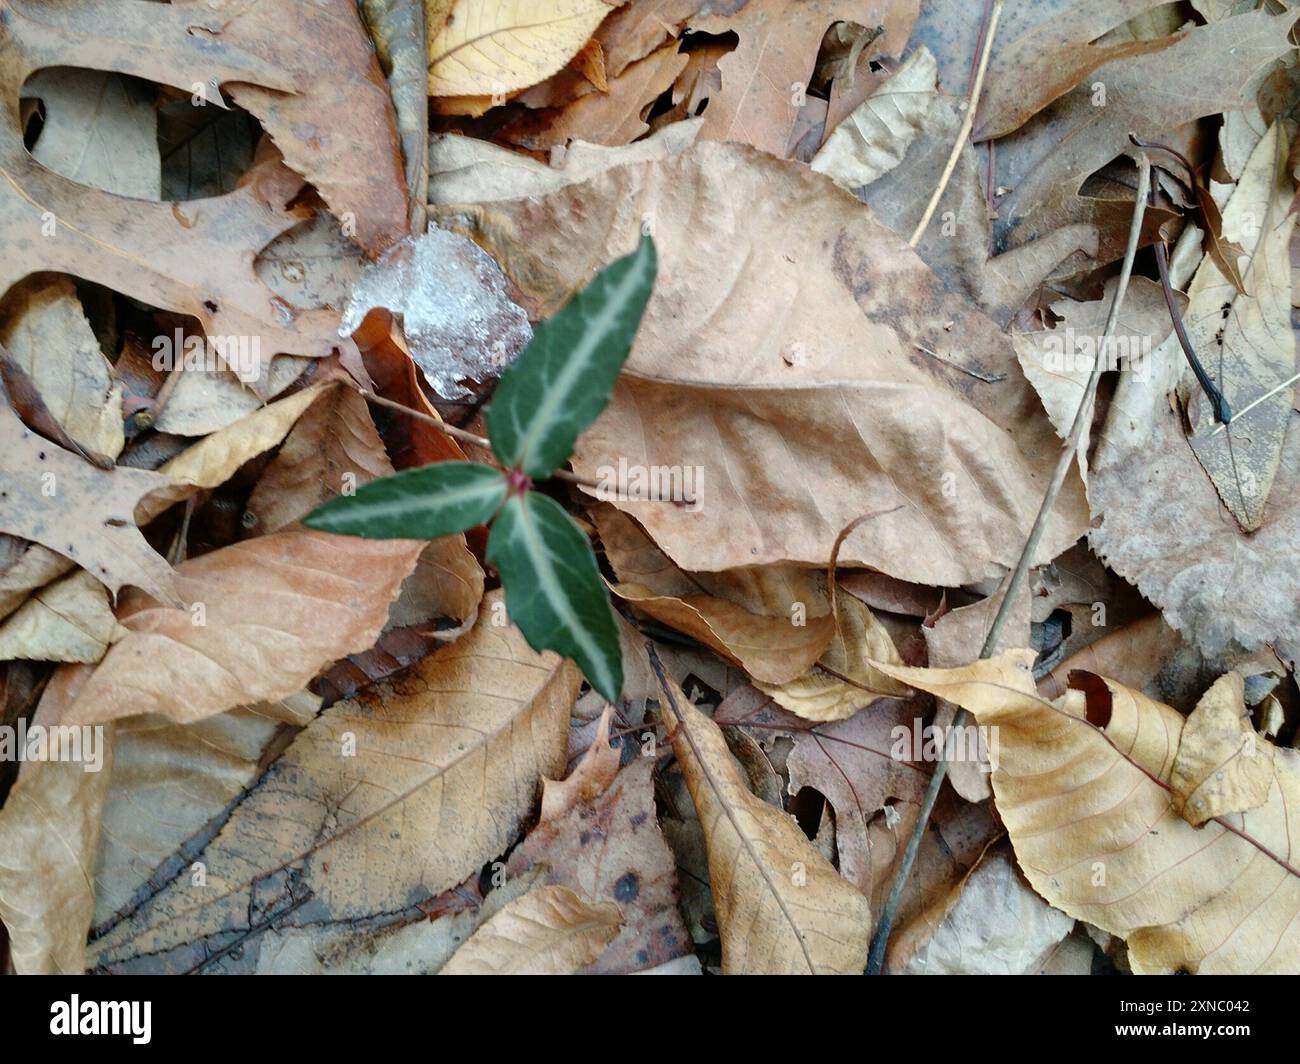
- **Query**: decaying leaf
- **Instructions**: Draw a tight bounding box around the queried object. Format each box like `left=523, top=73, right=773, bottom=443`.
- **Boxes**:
left=873, top=651, right=1300, bottom=974
left=755, top=593, right=908, bottom=722
left=693, top=0, right=916, bottom=157
left=89, top=592, right=578, bottom=972
left=811, top=46, right=937, bottom=191
left=0, top=401, right=177, bottom=605
left=1186, top=124, right=1297, bottom=530
left=654, top=661, right=872, bottom=974
left=440, top=884, right=623, bottom=975
left=53, top=528, right=423, bottom=727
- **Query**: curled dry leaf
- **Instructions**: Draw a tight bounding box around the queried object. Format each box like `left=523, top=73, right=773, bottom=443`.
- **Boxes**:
left=89, top=591, right=578, bottom=972
left=0, top=274, right=125, bottom=462
left=654, top=661, right=872, bottom=974
left=53, top=528, right=424, bottom=728
left=244, top=382, right=394, bottom=533
left=872, top=651, right=1300, bottom=974
left=440, top=884, right=623, bottom=975
left=613, top=582, right=835, bottom=686
left=427, top=0, right=616, bottom=97
left=755, top=592, right=908, bottom=722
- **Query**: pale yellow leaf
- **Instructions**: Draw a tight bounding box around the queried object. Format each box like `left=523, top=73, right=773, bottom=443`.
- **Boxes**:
left=428, top=0, right=614, bottom=96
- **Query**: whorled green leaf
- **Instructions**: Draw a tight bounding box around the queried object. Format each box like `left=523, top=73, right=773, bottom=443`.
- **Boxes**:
left=486, top=236, right=656, bottom=478
left=303, top=460, right=506, bottom=539
left=487, top=490, right=622, bottom=702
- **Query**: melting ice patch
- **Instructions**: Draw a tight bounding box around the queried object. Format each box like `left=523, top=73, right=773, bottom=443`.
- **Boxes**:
left=340, top=228, right=532, bottom=399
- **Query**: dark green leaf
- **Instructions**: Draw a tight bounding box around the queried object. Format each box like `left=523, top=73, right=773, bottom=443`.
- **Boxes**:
left=303, top=461, right=506, bottom=539
left=486, top=235, right=656, bottom=478
left=486, top=490, right=622, bottom=702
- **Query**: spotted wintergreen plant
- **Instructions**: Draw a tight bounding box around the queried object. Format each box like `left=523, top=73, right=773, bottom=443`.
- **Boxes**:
left=304, top=236, right=657, bottom=702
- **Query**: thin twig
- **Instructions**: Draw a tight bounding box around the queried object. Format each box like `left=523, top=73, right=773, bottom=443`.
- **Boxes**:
left=865, top=153, right=1153, bottom=975
left=1210, top=370, right=1300, bottom=436
left=1152, top=226, right=1232, bottom=424
left=908, top=0, right=1004, bottom=248
left=355, top=385, right=602, bottom=491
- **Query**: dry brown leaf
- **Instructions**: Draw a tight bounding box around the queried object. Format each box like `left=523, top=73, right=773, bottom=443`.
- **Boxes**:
left=811, top=46, right=937, bottom=190
left=1012, top=277, right=1175, bottom=486
left=872, top=651, right=1300, bottom=974
left=52, top=528, right=422, bottom=728
left=440, top=884, right=623, bottom=975
left=0, top=569, right=118, bottom=664
left=0, top=540, right=74, bottom=623
left=715, top=685, right=929, bottom=892
left=887, top=843, right=1074, bottom=975
left=506, top=710, right=692, bottom=973
left=0, top=703, right=112, bottom=973
left=89, top=591, right=579, bottom=972
left=655, top=663, right=872, bottom=973
left=693, top=0, right=916, bottom=157
left=0, top=275, right=124, bottom=462
left=23, top=67, right=160, bottom=200
left=0, top=401, right=178, bottom=604
left=964, top=0, right=1181, bottom=141
left=1186, top=124, right=1297, bottom=531
left=138, top=382, right=328, bottom=524
left=1170, top=671, right=1273, bottom=826
left=755, top=593, right=908, bottom=722
left=502, top=42, right=689, bottom=149
left=990, top=9, right=1298, bottom=247
left=170, top=0, right=408, bottom=256
left=614, top=582, right=835, bottom=686
left=539, top=706, right=622, bottom=820
left=427, top=0, right=617, bottom=97
left=464, top=143, right=1083, bottom=585
left=1091, top=397, right=1300, bottom=656
left=245, top=383, right=393, bottom=533
left=91, top=695, right=319, bottom=930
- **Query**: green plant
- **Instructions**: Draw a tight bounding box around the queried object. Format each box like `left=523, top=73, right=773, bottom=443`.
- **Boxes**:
left=304, top=236, right=657, bottom=701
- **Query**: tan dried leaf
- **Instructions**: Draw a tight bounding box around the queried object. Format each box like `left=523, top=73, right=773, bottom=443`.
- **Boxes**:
left=90, top=591, right=579, bottom=971
left=655, top=663, right=872, bottom=973
left=56, top=528, right=423, bottom=727
left=811, top=46, right=936, bottom=190
left=441, top=885, right=623, bottom=975
left=427, top=0, right=615, bottom=96
left=0, top=402, right=177, bottom=604
left=872, top=651, right=1300, bottom=974
left=0, top=569, right=118, bottom=663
